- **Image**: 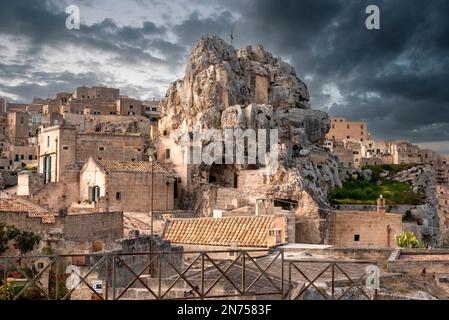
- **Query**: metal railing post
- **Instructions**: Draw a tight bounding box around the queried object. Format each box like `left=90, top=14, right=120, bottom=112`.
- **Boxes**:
left=288, top=262, right=292, bottom=300
left=331, top=263, right=335, bottom=299
left=112, top=256, right=116, bottom=300
left=200, top=252, right=205, bottom=299
left=3, top=257, right=7, bottom=286
left=241, top=252, right=246, bottom=295
left=104, top=254, right=109, bottom=300
left=280, top=250, right=284, bottom=299
left=55, top=256, right=60, bottom=300
left=158, top=252, right=162, bottom=300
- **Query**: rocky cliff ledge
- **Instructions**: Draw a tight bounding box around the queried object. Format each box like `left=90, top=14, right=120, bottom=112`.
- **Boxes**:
left=158, top=35, right=341, bottom=243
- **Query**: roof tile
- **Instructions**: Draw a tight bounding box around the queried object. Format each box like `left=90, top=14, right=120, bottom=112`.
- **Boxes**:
left=163, top=216, right=274, bottom=248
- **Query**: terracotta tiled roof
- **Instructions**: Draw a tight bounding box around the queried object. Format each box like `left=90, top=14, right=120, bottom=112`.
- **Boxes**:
left=163, top=216, right=274, bottom=248
left=97, top=160, right=171, bottom=174
left=0, top=198, right=55, bottom=224
left=0, top=198, right=41, bottom=214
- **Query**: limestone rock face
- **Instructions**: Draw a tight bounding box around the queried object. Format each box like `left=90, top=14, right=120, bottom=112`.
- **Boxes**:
left=159, top=35, right=341, bottom=243
left=393, top=165, right=440, bottom=243
left=160, top=35, right=312, bottom=134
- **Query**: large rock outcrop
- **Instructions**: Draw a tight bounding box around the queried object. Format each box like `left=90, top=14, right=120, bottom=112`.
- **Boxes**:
left=158, top=35, right=341, bottom=243
left=393, top=165, right=440, bottom=244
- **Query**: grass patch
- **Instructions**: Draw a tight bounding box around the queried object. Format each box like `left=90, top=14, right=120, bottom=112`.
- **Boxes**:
left=330, top=164, right=426, bottom=205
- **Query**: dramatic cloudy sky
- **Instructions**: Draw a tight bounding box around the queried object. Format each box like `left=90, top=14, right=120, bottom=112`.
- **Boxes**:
left=1, top=0, right=448, bottom=153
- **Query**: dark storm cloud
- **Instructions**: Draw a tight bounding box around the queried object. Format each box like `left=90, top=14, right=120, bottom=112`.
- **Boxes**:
left=0, top=0, right=184, bottom=67
left=173, top=10, right=236, bottom=46
left=215, top=0, right=449, bottom=143
left=0, top=71, right=102, bottom=100
left=0, top=0, right=448, bottom=145
left=0, top=0, right=186, bottom=101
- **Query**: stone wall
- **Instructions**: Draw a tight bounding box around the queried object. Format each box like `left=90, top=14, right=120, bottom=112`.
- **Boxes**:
left=75, top=132, right=144, bottom=163
left=329, top=210, right=403, bottom=248
left=0, top=211, right=123, bottom=242
left=63, top=113, right=150, bottom=135
left=107, top=171, right=175, bottom=212
left=237, top=170, right=267, bottom=194
left=387, top=249, right=449, bottom=274
left=0, top=170, right=17, bottom=188
left=281, top=245, right=394, bottom=261
left=295, top=218, right=326, bottom=244
left=95, top=236, right=184, bottom=288
left=334, top=204, right=414, bottom=213
left=62, top=212, right=124, bottom=242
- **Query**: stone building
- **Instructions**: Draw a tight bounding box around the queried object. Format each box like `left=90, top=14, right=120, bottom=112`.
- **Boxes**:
left=142, top=100, right=161, bottom=124
left=5, top=103, right=27, bottom=112
left=39, top=86, right=145, bottom=117
left=73, top=86, right=119, bottom=101
left=116, top=97, right=142, bottom=116
left=326, top=117, right=371, bottom=142
left=38, top=123, right=145, bottom=184
left=7, top=144, right=38, bottom=164
left=325, top=118, right=377, bottom=169
left=6, top=111, right=29, bottom=145
left=79, top=157, right=176, bottom=212
left=62, top=113, right=151, bottom=135
left=376, top=140, right=440, bottom=166
left=329, top=197, right=403, bottom=248
left=24, top=123, right=145, bottom=208
left=326, top=118, right=441, bottom=169
left=0, top=196, right=123, bottom=242
left=0, top=98, right=5, bottom=112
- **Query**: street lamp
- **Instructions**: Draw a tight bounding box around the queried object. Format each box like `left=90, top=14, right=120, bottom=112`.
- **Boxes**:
left=150, top=157, right=154, bottom=237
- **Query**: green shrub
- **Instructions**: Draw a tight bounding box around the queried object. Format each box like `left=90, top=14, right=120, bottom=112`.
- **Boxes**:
left=395, top=231, right=426, bottom=249
left=0, top=281, right=14, bottom=300
left=329, top=166, right=425, bottom=206
left=0, top=224, right=40, bottom=255
left=21, top=166, right=37, bottom=171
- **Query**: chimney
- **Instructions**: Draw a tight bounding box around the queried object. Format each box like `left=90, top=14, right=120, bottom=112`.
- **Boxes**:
left=377, top=195, right=386, bottom=214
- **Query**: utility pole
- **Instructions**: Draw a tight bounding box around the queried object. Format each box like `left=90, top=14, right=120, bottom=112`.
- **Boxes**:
left=150, top=160, right=154, bottom=237
left=229, top=26, right=234, bottom=47
left=149, top=159, right=155, bottom=277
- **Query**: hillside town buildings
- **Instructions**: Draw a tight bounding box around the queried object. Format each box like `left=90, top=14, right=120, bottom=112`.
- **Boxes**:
left=0, top=86, right=161, bottom=172
left=1, top=36, right=449, bottom=301
left=325, top=117, right=442, bottom=170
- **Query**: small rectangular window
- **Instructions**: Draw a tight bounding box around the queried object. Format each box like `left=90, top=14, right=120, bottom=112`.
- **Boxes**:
left=116, top=192, right=121, bottom=200
left=165, top=149, right=171, bottom=159
left=99, top=147, right=105, bottom=151
left=354, top=235, right=360, bottom=242
left=62, top=146, right=69, bottom=150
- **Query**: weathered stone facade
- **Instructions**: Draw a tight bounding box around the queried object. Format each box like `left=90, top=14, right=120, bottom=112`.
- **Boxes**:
left=156, top=35, right=341, bottom=243
left=79, top=157, right=175, bottom=212
left=329, top=199, right=403, bottom=248
left=0, top=211, right=123, bottom=242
